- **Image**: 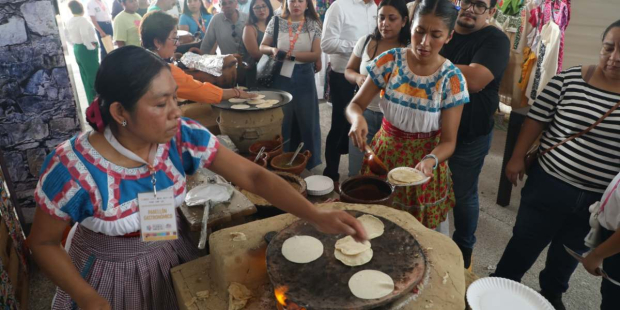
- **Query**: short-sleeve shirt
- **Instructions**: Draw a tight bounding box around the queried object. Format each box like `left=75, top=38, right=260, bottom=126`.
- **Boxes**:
left=34, top=118, right=220, bottom=236
left=113, top=11, right=142, bottom=47
left=88, top=0, right=111, bottom=22
left=528, top=66, right=620, bottom=193
left=599, top=172, right=620, bottom=231
left=440, top=26, right=510, bottom=141
left=200, top=12, right=248, bottom=55
left=353, top=35, right=380, bottom=112
left=265, top=17, right=322, bottom=64
left=367, top=48, right=469, bottom=134
left=179, top=13, right=213, bottom=38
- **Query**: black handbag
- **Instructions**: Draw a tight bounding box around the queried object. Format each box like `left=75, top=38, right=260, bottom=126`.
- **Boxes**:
left=256, top=17, right=281, bottom=88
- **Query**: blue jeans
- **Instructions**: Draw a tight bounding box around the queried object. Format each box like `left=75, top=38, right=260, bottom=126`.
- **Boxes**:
left=348, top=110, right=383, bottom=177
left=274, top=63, right=322, bottom=169
left=493, top=162, right=601, bottom=294
left=449, top=131, right=493, bottom=250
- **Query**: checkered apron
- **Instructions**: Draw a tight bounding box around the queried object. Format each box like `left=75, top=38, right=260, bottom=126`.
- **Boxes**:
left=51, top=218, right=199, bottom=310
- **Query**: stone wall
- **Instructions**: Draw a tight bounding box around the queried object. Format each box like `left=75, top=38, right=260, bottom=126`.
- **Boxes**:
left=0, top=0, right=81, bottom=211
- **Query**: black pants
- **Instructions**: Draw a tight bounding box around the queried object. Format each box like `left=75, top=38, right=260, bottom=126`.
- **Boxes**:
left=601, top=227, right=620, bottom=310
left=492, top=162, right=601, bottom=294
left=95, top=21, right=113, bottom=61
left=323, top=71, right=355, bottom=181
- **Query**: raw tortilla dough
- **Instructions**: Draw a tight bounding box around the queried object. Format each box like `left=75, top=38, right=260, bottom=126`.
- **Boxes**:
left=334, top=248, right=373, bottom=266
left=247, top=99, right=266, bottom=105
left=228, top=98, right=247, bottom=103
left=348, top=270, right=395, bottom=300
left=335, top=236, right=371, bottom=255
left=281, top=235, right=324, bottom=263
left=231, top=104, right=251, bottom=110
left=357, top=214, right=384, bottom=239
left=389, top=168, right=425, bottom=184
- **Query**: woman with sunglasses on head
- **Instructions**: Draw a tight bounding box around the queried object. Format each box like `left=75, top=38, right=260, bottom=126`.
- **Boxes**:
left=241, top=0, right=274, bottom=87
left=179, top=0, right=213, bottom=38
left=259, top=0, right=324, bottom=169
left=346, top=0, right=410, bottom=177
left=347, top=0, right=468, bottom=231
left=141, top=11, right=255, bottom=103
left=28, top=46, right=367, bottom=310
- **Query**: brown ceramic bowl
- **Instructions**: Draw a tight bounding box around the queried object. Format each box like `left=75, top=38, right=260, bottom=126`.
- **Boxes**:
left=270, top=150, right=311, bottom=175
left=249, top=135, right=284, bottom=164
left=245, top=152, right=268, bottom=168
left=339, top=175, right=394, bottom=207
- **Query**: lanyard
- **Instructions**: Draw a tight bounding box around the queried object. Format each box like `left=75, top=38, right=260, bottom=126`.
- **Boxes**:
left=195, top=14, right=206, bottom=34
left=287, top=17, right=305, bottom=54
left=601, top=177, right=620, bottom=212
left=103, top=127, right=160, bottom=196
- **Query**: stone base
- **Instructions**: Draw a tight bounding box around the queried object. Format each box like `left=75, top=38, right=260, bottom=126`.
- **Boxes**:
left=172, top=203, right=466, bottom=310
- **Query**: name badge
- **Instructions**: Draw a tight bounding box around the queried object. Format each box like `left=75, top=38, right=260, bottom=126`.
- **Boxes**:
left=138, top=190, right=178, bottom=242
left=280, top=60, right=295, bottom=78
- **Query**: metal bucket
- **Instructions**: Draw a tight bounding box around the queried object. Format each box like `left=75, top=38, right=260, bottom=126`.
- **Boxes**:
left=216, top=107, right=284, bottom=153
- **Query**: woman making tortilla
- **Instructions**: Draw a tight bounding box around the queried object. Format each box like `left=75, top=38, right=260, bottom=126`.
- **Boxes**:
left=141, top=11, right=254, bottom=103
left=27, top=46, right=367, bottom=310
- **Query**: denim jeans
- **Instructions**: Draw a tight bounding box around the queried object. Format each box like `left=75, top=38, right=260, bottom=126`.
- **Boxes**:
left=323, top=71, right=356, bottom=181
left=601, top=227, right=620, bottom=310
left=348, top=109, right=384, bottom=177
left=493, top=162, right=602, bottom=294
left=274, top=63, right=322, bottom=169
left=449, top=131, right=493, bottom=250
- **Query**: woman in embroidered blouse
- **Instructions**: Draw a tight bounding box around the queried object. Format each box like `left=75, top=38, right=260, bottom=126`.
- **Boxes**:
left=345, top=0, right=410, bottom=177
left=347, top=0, right=468, bottom=230
left=241, top=0, right=274, bottom=87
left=142, top=11, right=254, bottom=103
left=179, top=0, right=213, bottom=38
left=259, top=0, right=323, bottom=169
left=28, top=47, right=367, bottom=310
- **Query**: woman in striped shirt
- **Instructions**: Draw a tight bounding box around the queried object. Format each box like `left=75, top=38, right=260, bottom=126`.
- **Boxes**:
left=493, top=20, right=620, bottom=310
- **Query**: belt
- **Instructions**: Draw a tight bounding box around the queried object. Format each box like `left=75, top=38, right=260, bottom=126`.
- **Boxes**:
left=381, top=118, right=440, bottom=139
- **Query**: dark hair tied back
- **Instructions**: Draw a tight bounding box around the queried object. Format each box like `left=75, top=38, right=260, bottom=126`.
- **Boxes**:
left=413, top=0, right=459, bottom=33
left=87, top=46, right=170, bottom=132
left=602, top=19, right=620, bottom=41
left=372, top=0, right=411, bottom=47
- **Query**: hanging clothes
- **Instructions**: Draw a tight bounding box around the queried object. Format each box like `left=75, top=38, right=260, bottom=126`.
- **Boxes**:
left=539, top=0, right=570, bottom=73
left=525, top=19, right=561, bottom=105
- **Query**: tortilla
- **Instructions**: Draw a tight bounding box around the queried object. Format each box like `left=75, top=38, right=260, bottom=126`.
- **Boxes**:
left=334, top=248, right=373, bottom=266
left=335, top=235, right=371, bottom=255
left=389, top=168, right=425, bottom=184
left=247, top=99, right=266, bottom=105
left=228, top=98, right=247, bottom=103
left=249, top=94, right=266, bottom=99
left=257, top=103, right=276, bottom=109
left=230, top=104, right=251, bottom=110
left=281, top=235, right=324, bottom=264
left=263, top=99, right=280, bottom=105
left=348, top=270, right=394, bottom=299
left=358, top=214, right=385, bottom=239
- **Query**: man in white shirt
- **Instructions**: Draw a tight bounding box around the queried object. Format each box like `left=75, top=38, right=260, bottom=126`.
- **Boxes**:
left=66, top=0, right=100, bottom=103
left=88, top=0, right=113, bottom=60
left=320, top=0, right=377, bottom=184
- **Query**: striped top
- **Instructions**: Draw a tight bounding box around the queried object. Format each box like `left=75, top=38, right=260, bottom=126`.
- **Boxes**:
left=528, top=66, right=620, bottom=193
left=367, top=48, right=469, bottom=133
left=34, top=118, right=220, bottom=236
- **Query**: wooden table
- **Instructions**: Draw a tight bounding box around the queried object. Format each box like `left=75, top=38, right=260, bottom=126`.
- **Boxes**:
left=496, top=106, right=530, bottom=207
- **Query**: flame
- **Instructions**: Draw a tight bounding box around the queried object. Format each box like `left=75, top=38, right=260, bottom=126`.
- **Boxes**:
left=275, top=286, right=288, bottom=306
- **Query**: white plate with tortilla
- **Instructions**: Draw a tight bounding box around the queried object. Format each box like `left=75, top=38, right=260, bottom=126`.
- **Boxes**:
left=387, top=167, right=430, bottom=187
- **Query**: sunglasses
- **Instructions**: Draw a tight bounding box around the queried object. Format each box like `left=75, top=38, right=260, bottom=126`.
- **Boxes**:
left=231, top=24, right=237, bottom=38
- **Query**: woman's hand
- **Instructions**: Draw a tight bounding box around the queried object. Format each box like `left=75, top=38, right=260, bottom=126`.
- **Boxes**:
left=355, top=75, right=367, bottom=88
left=348, top=114, right=369, bottom=150
left=237, top=90, right=258, bottom=99
left=271, top=47, right=279, bottom=58
left=415, top=158, right=435, bottom=177
left=583, top=250, right=604, bottom=277
left=310, top=209, right=368, bottom=242
left=77, top=293, right=111, bottom=310
left=506, top=155, right=526, bottom=186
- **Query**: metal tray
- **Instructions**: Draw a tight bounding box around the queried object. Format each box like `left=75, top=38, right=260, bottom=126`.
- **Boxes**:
left=212, top=88, right=293, bottom=111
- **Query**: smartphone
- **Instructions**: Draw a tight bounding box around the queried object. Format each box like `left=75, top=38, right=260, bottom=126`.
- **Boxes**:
left=276, top=50, right=287, bottom=61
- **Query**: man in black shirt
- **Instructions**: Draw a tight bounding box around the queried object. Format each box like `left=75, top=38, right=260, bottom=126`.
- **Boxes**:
left=440, top=0, right=509, bottom=270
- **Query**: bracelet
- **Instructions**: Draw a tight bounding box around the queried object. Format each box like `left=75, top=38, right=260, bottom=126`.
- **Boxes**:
left=422, top=154, right=438, bottom=170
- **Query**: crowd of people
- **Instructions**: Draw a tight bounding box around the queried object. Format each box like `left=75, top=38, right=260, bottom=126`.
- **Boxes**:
left=35, top=0, right=620, bottom=308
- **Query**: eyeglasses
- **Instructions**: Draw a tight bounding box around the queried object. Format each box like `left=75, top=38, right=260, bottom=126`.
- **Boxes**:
left=168, top=36, right=180, bottom=45
left=231, top=24, right=237, bottom=38
left=253, top=4, right=267, bottom=11
left=459, top=0, right=489, bottom=15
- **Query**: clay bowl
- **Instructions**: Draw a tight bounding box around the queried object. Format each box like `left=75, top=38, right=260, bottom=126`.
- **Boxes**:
left=244, top=152, right=268, bottom=168
left=249, top=135, right=284, bottom=164
left=339, top=175, right=394, bottom=207
left=270, top=150, right=311, bottom=175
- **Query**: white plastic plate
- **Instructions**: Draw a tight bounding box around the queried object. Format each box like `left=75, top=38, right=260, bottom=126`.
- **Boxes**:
left=304, top=175, right=334, bottom=196
left=467, top=277, right=554, bottom=310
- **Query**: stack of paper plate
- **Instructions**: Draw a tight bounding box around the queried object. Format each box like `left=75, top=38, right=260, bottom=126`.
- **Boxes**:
left=467, top=277, right=554, bottom=310
left=304, top=175, right=334, bottom=196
